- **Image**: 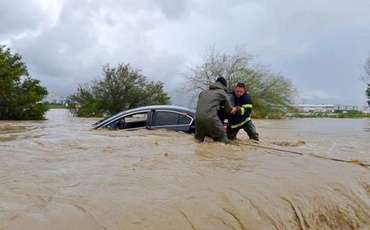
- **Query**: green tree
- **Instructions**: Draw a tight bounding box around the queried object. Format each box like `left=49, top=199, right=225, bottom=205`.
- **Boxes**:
left=364, top=55, right=370, bottom=106
left=366, top=84, right=370, bottom=106
left=68, top=64, right=170, bottom=117
left=363, top=55, right=370, bottom=83
left=0, top=45, right=48, bottom=120
left=185, top=48, right=295, bottom=118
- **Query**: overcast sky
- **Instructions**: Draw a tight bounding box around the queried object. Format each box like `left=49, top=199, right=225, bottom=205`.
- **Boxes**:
left=1, top=0, right=370, bottom=106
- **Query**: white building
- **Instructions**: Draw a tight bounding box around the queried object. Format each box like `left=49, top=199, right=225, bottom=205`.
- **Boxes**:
left=294, top=104, right=361, bottom=113
left=294, top=104, right=336, bottom=113
left=335, top=105, right=359, bottom=111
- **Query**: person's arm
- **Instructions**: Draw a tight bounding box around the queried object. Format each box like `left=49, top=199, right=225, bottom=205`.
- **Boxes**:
left=239, top=94, right=253, bottom=117
left=221, top=91, right=237, bottom=114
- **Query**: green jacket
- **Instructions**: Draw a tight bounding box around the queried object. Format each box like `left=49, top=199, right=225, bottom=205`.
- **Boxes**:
left=195, top=82, right=233, bottom=120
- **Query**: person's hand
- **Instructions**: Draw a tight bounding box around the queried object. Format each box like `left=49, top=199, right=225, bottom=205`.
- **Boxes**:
left=230, top=107, right=238, bottom=114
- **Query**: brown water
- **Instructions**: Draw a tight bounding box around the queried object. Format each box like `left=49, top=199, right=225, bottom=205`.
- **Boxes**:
left=0, top=109, right=369, bottom=229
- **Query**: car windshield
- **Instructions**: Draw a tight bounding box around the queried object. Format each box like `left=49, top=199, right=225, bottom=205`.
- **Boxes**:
left=94, top=115, right=114, bottom=125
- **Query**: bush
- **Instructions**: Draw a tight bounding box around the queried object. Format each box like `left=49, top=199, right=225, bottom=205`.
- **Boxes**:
left=0, top=45, right=48, bottom=120
left=67, top=64, right=170, bottom=117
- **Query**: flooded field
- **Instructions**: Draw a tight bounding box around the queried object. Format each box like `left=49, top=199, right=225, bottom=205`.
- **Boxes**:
left=0, top=109, right=369, bottom=229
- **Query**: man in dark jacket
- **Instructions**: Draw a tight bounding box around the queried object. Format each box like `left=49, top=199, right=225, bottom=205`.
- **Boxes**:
left=227, top=82, right=259, bottom=141
left=195, top=77, right=237, bottom=143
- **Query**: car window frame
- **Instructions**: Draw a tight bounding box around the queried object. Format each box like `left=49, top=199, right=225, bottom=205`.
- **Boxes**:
left=151, top=109, right=194, bottom=128
left=107, top=110, right=151, bottom=130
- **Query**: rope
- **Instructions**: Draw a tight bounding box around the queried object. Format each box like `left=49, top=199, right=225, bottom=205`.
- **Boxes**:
left=237, top=142, right=370, bottom=168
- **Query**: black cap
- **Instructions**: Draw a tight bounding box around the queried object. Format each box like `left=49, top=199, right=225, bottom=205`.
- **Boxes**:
left=216, top=77, right=227, bottom=87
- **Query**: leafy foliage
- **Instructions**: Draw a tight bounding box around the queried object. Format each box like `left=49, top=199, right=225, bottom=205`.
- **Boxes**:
left=364, top=55, right=370, bottom=83
left=67, top=64, right=170, bottom=117
left=0, top=45, right=48, bottom=120
left=366, top=84, right=370, bottom=106
left=363, top=55, right=370, bottom=106
left=186, top=48, right=295, bottom=118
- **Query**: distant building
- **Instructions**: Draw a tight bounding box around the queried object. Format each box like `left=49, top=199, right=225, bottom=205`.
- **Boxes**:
left=294, top=104, right=360, bottom=113
left=334, top=105, right=359, bottom=112
left=294, top=104, right=336, bottom=113
left=43, top=92, right=67, bottom=104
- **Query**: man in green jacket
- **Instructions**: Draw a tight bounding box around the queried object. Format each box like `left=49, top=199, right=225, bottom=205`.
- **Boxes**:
left=195, top=77, right=238, bottom=143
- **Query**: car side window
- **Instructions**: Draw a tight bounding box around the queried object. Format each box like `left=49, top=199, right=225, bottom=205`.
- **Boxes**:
left=125, top=113, right=147, bottom=123
left=123, top=112, right=148, bottom=129
left=177, top=113, right=191, bottom=125
left=155, top=111, right=191, bottom=126
left=107, top=112, right=148, bottom=129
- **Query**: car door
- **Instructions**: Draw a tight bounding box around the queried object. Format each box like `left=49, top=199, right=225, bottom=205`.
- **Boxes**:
left=151, top=110, right=193, bottom=132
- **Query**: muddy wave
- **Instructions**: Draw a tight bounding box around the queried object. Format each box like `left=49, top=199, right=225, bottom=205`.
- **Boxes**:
left=0, top=109, right=369, bottom=229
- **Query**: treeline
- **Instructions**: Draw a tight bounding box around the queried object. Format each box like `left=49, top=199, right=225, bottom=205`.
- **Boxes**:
left=69, top=48, right=296, bottom=119
left=3, top=44, right=370, bottom=121
left=0, top=45, right=295, bottom=120
left=1, top=44, right=298, bottom=120
left=0, top=45, right=170, bottom=120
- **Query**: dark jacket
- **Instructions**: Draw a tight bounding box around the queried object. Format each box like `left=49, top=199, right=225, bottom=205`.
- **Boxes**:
left=228, top=92, right=253, bottom=128
left=195, top=82, right=233, bottom=121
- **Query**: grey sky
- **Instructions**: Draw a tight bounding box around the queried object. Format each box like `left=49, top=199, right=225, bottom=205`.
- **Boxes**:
left=1, top=0, right=370, bottom=106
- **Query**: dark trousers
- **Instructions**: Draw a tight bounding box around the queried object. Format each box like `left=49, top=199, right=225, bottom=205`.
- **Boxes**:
left=227, top=120, right=259, bottom=141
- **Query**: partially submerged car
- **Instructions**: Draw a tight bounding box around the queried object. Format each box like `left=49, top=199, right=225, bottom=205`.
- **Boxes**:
left=93, top=105, right=195, bottom=133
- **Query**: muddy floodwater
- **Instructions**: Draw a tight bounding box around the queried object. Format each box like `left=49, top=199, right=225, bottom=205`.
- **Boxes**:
left=0, top=109, right=369, bottom=229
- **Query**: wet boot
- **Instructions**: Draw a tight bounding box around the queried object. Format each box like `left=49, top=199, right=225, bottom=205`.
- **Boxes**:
left=213, top=135, right=230, bottom=144
left=251, top=133, right=259, bottom=141
left=243, top=121, right=259, bottom=141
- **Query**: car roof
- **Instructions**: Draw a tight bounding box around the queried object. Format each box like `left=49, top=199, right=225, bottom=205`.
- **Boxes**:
left=93, top=105, right=195, bottom=129
left=123, top=105, right=195, bottom=114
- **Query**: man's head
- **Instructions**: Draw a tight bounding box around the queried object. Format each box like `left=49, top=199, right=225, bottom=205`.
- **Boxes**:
left=216, top=77, right=227, bottom=87
left=234, top=82, right=246, bottom=98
